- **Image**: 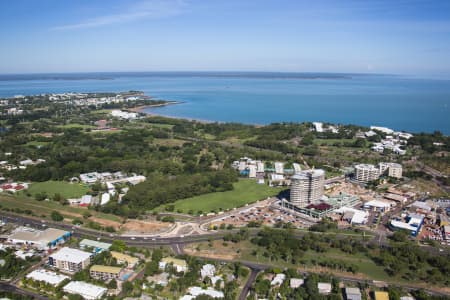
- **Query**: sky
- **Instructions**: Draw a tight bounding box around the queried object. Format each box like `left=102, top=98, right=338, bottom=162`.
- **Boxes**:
left=1, top=0, right=450, bottom=76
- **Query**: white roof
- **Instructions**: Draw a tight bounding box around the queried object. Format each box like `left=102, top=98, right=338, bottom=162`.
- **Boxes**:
left=100, top=193, right=110, bottom=205
left=200, top=264, right=216, bottom=278
left=27, top=269, right=69, bottom=286
left=271, top=273, right=286, bottom=286
left=390, top=220, right=418, bottom=232
left=364, top=200, right=391, bottom=208
left=290, top=278, right=304, bottom=289
left=187, top=287, right=224, bottom=298
left=411, top=201, right=431, bottom=212
left=63, top=281, right=107, bottom=300
left=318, top=282, right=332, bottom=292
left=80, top=239, right=112, bottom=251
left=51, top=247, right=91, bottom=263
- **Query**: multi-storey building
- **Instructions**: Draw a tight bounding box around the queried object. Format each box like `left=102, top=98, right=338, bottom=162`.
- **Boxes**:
left=48, top=247, right=91, bottom=273
left=354, top=164, right=380, bottom=183
left=290, top=169, right=325, bottom=208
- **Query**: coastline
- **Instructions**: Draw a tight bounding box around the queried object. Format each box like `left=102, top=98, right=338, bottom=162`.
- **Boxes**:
left=127, top=100, right=183, bottom=113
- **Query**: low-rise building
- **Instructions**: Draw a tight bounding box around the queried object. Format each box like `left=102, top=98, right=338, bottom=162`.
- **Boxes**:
left=49, top=247, right=92, bottom=272
left=271, top=273, right=286, bottom=286
left=80, top=239, right=112, bottom=253
left=26, top=269, right=69, bottom=286
left=63, top=281, right=107, bottom=300
left=8, top=227, right=70, bottom=250
left=374, top=291, right=390, bottom=300
left=159, top=257, right=188, bottom=273
left=290, top=278, right=304, bottom=289
left=90, top=265, right=122, bottom=281
left=200, top=264, right=216, bottom=279
left=110, top=251, right=138, bottom=268
left=345, top=287, right=362, bottom=300
left=318, top=282, right=332, bottom=294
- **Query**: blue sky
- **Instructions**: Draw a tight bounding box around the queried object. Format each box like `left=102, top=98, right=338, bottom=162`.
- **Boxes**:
left=1, top=0, right=450, bottom=76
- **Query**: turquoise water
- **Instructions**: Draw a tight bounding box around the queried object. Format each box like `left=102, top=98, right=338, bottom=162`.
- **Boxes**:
left=0, top=72, right=449, bottom=134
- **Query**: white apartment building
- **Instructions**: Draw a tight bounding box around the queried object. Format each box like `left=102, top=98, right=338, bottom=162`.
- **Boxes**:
left=379, top=162, right=402, bottom=178
left=354, top=164, right=380, bottom=183
left=49, top=247, right=91, bottom=272
left=290, top=169, right=325, bottom=208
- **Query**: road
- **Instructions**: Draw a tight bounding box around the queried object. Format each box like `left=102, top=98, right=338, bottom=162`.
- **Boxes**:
left=2, top=211, right=450, bottom=297
left=239, top=268, right=261, bottom=300
left=0, top=282, right=49, bottom=299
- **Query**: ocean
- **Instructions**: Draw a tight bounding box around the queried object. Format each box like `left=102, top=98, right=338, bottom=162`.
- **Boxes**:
left=0, top=72, right=449, bottom=134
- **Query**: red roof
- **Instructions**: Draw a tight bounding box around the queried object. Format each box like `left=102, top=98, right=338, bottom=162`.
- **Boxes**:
left=306, top=203, right=332, bottom=211
left=2, top=184, right=12, bottom=189
left=14, top=185, right=24, bottom=190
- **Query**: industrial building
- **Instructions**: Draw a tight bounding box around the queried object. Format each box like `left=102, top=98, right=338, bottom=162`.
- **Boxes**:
left=49, top=247, right=92, bottom=272
left=7, top=227, right=70, bottom=250
left=63, top=281, right=107, bottom=300
left=290, top=169, right=325, bottom=208
left=390, top=213, right=424, bottom=236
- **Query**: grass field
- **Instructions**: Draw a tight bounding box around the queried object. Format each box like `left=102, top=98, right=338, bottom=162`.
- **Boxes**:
left=0, top=193, right=122, bottom=222
left=57, top=123, right=95, bottom=129
left=27, top=180, right=89, bottom=199
left=155, top=179, right=284, bottom=214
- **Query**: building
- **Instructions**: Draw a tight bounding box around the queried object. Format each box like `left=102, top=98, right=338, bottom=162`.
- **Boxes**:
left=290, top=278, right=304, bottom=289
left=159, top=257, right=188, bottom=273
left=110, top=251, right=138, bottom=268
left=363, top=199, right=393, bottom=212
left=49, top=247, right=92, bottom=272
left=318, top=282, right=332, bottom=294
left=26, top=269, right=69, bottom=286
left=355, top=164, right=380, bottom=183
left=390, top=213, right=424, bottom=236
left=200, top=264, right=216, bottom=279
left=345, top=287, right=362, bottom=300
left=274, top=162, right=284, bottom=174
left=444, top=225, right=450, bottom=240
left=90, top=265, right=122, bottom=281
left=271, top=273, right=286, bottom=286
left=79, top=239, right=112, bottom=253
left=335, top=207, right=368, bottom=225
left=63, top=281, right=107, bottom=300
left=374, top=291, right=390, bottom=300
left=379, top=162, right=402, bottom=178
left=8, top=227, right=70, bottom=250
left=181, top=287, right=224, bottom=299
left=290, top=169, right=325, bottom=208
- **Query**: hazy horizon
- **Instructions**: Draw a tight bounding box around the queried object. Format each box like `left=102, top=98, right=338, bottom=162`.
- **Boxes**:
left=1, top=0, right=450, bottom=77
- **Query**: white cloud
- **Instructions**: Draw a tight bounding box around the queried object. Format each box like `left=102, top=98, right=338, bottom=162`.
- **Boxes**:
left=52, top=0, right=186, bottom=30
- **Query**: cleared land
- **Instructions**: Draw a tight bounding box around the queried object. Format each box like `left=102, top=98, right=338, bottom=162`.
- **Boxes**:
left=27, top=180, right=89, bottom=199
left=154, top=179, right=284, bottom=214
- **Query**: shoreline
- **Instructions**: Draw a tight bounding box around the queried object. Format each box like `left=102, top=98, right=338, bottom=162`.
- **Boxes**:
left=127, top=100, right=183, bottom=113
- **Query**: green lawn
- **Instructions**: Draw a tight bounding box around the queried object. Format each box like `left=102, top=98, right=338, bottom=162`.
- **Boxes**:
left=57, top=123, right=95, bottom=129
left=0, top=193, right=122, bottom=222
left=155, top=179, right=284, bottom=214
left=27, top=180, right=89, bottom=199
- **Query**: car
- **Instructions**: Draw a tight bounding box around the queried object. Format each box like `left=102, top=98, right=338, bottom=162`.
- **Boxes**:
left=130, top=237, right=136, bottom=240
left=151, top=238, right=156, bottom=241
left=180, top=235, right=185, bottom=238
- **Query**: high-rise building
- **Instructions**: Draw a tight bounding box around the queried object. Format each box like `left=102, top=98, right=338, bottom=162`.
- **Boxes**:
left=354, top=164, right=380, bottom=183
left=290, top=169, right=325, bottom=208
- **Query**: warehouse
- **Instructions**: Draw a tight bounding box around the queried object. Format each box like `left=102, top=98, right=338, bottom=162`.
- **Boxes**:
left=63, top=281, right=107, bottom=300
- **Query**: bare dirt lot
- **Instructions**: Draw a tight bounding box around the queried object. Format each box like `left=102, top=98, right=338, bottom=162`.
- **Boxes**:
left=121, top=219, right=172, bottom=234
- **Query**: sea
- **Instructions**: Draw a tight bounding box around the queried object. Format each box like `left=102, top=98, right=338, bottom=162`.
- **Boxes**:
left=0, top=72, right=449, bottom=134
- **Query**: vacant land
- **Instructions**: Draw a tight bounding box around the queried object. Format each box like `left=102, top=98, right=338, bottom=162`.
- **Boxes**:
left=0, top=193, right=122, bottom=223
left=154, top=179, right=284, bottom=214
left=27, top=180, right=89, bottom=199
